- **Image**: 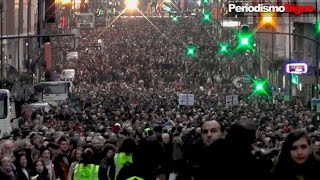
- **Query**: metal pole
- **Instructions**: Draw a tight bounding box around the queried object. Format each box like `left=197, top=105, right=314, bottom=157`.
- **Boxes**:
left=27, top=0, right=31, bottom=63
left=0, top=1, right=3, bottom=79
left=18, top=0, right=24, bottom=75
left=316, top=0, right=319, bottom=98
left=37, top=0, right=42, bottom=48
left=288, top=10, right=292, bottom=100
left=258, top=31, right=261, bottom=77
left=255, top=31, right=320, bottom=45
left=271, top=27, right=274, bottom=86
left=0, top=34, right=75, bottom=40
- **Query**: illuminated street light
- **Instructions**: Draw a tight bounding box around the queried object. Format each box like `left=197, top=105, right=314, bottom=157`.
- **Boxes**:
left=261, top=13, right=273, bottom=24
left=259, top=12, right=277, bottom=29
left=125, top=0, right=139, bottom=9
left=59, top=0, right=72, bottom=4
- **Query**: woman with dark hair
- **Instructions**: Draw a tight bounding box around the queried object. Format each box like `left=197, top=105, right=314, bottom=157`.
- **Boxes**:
left=271, top=130, right=320, bottom=180
left=72, top=148, right=100, bottom=180
left=39, top=147, right=55, bottom=180
left=31, top=160, right=50, bottom=180
left=15, top=151, right=32, bottom=180
left=99, top=144, right=115, bottom=180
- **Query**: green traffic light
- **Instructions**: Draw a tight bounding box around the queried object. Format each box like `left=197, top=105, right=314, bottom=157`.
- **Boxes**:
left=236, top=33, right=253, bottom=51
left=218, top=43, right=229, bottom=55
left=256, top=84, right=263, bottom=90
left=315, top=20, right=320, bottom=35
left=202, top=0, right=209, bottom=5
left=251, top=79, right=270, bottom=97
left=186, top=44, right=196, bottom=57
left=291, top=74, right=299, bottom=84
left=172, top=16, right=178, bottom=22
left=202, top=12, right=211, bottom=22
left=240, top=37, right=249, bottom=45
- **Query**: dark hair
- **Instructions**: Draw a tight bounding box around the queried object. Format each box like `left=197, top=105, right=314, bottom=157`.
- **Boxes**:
left=81, top=148, right=94, bottom=166
left=225, top=119, right=256, bottom=147
left=40, top=147, right=52, bottom=159
left=69, top=138, right=78, bottom=149
left=102, top=143, right=115, bottom=155
left=201, top=119, right=225, bottom=133
left=46, top=142, right=59, bottom=150
left=34, top=160, right=50, bottom=178
left=119, top=138, right=136, bottom=154
left=273, top=130, right=311, bottom=173
left=14, top=151, right=27, bottom=168
left=58, top=137, right=67, bottom=145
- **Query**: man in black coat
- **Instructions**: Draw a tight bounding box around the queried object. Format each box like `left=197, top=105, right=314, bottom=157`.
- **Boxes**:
left=200, top=119, right=272, bottom=180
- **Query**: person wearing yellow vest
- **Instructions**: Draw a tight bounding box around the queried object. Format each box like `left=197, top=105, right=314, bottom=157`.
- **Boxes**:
left=112, top=138, right=136, bottom=180
left=126, top=176, right=144, bottom=180
left=73, top=148, right=100, bottom=180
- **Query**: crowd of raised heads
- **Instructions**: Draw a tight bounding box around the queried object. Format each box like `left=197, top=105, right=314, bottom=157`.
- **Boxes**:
left=1, top=17, right=319, bottom=179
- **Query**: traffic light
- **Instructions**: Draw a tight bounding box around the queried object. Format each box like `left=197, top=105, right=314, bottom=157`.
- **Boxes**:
left=59, top=17, right=68, bottom=28
left=202, top=11, right=211, bottom=23
left=172, top=15, right=178, bottom=22
left=291, top=74, right=299, bottom=84
left=186, top=43, right=196, bottom=57
left=315, top=20, right=320, bottom=35
left=218, top=43, right=230, bottom=55
left=251, top=79, right=270, bottom=97
left=235, top=25, right=253, bottom=51
left=202, top=0, right=209, bottom=5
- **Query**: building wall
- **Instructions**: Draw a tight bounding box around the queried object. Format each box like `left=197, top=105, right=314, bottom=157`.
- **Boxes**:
left=2, top=0, right=37, bottom=77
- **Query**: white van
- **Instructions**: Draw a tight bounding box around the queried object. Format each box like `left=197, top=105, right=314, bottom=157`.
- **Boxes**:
left=61, top=69, right=75, bottom=82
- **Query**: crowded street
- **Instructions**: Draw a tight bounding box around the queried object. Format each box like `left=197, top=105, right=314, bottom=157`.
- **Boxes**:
left=0, top=0, right=320, bottom=179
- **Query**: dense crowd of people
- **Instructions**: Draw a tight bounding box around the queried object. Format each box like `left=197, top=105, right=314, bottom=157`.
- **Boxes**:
left=1, top=15, right=320, bottom=180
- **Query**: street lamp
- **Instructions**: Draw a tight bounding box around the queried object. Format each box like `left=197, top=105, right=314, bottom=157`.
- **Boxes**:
left=59, top=0, right=72, bottom=4
left=261, top=13, right=273, bottom=25
left=125, top=0, right=138, bottom=9
left=259, top=12, right=277, bottom=86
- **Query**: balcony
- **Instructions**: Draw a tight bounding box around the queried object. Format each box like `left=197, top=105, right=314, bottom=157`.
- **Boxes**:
left=291, top=15, right=316, bottom=24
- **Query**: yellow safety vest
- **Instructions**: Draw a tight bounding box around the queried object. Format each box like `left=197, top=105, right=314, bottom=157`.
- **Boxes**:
left=73, top=163, right=99, bottom=180
left=126, top=176, right=144, bottom=180
left=114, top=153, right=133, bottom=179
